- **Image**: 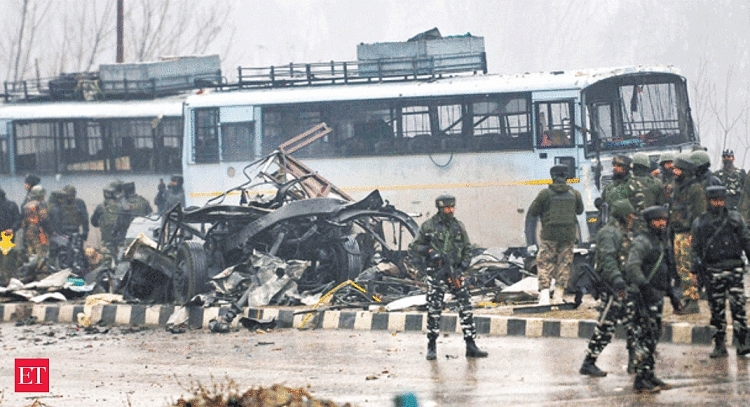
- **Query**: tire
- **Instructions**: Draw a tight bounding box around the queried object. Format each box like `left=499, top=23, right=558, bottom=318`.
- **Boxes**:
left=336, top=235, right=362, bottom=282
left=172, top=241, right=209, bottom=304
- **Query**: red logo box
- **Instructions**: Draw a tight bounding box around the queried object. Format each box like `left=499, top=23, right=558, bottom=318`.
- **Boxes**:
left=15, top=358, right=49, bottom=392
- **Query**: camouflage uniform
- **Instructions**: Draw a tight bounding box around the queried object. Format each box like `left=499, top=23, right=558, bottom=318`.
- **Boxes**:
left=91, top=189, right=121, bottom=254
left=625, top=208, right=672, bottom=391
left=669, top=156, right=705, bottom=303
left=584, top=206, right=636, bottom=363
left=21, top=198, right=51, bottom=259
left=528, top=179, right=584, bottom=292
left=409, top=210, right=476, bottom=342
left=714, top=166, right=746, bottom=210
left=691, top=191, right=750, bottom=355
left=59, top=186, right=89, bottom=239
left=629, top=165, right=665, bottom=233
left=113, top=182, right=153, bottom=249
left=741, top=176, right=750, bottom=223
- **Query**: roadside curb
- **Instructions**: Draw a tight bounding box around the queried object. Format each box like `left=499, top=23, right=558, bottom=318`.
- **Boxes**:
left=0, top=302, right=717, bottom=346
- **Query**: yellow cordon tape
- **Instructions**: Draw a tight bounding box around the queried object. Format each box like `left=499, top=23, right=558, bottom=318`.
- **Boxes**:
left=299, top=279, right=381, bottom=329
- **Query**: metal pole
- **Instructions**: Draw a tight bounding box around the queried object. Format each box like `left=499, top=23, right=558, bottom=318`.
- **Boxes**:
left=116, top=0, right=124, bottom=63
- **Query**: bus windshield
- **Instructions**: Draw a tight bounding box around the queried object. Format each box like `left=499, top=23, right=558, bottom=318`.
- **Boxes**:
left=583, top=72, right=695, bottom=156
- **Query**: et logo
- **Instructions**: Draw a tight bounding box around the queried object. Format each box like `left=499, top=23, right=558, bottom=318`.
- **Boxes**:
left=15, top=359, right=49, bottom=392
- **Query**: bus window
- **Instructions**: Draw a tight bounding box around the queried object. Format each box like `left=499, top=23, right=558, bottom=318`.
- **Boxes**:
left=194, top=108, right=220, bottom=163
left=157, top=117, right=182, bottom=173
left=221, top=121, right=254, bottom=161
left=15, top=122, right=57, bottom=173
left=536, top=101, right=573, bottom=148
left=472, top=94, right=532, bottom=150
left=62, top=121, right=106, bottom=172
left=111, top=119, right=155, bottom=172
left=0, top=136, right=8, bottom=174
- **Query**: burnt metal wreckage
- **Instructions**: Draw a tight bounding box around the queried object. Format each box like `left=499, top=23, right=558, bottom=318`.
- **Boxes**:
left=109, top=124, right=597, bottom=331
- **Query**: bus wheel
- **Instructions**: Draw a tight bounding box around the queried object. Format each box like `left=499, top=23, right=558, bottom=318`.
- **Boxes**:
left=171, top=241, right=209, bottom=304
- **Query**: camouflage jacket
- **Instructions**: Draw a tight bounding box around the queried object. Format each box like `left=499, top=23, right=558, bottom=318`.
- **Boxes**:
left=625, top=230, right=671, bottom=295
left=669, top=177, right=706, bottom=233
left=602, top=174, right=631, bottom=206
left=409, top=212, right=472, bottom=269
left=629, top=171, right=665, bottom=212
left=90, top=199, right=120, bottom=243
left=527, top=182, right=584, bottom=243
left=594, top=218, right=631, bottom=289
left=740, top=176, right=750, bottom=223
left=714, top=166, right=746, bottom=209
left=59, top=198, right=89, bottom=236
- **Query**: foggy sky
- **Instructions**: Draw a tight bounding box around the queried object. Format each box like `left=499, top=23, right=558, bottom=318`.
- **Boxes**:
left=2, top=0, right=749, bottom=166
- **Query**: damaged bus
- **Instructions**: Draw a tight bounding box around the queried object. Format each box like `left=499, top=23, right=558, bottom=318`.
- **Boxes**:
left=181, top=63, right=697, bottom=248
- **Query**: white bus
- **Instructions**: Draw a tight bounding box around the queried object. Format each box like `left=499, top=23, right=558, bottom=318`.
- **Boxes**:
left=181, top=64, right=697, bottom=248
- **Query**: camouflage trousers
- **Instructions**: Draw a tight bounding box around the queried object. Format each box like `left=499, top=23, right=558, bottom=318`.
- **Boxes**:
left=536, top=239, right=574, bottom=291
left=425, top=272, right=477, bottom=341
left=632, top=297, right=663, bottom=378
left=707, top=267, right=748, bottom=342
left=673, top=232, right=699, bottom=301
left=585, top=292, right=636, bottom=359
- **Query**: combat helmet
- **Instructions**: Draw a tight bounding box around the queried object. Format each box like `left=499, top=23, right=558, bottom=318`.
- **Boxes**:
left=103, top=187, right=117, bottom=200
left=610, top=199, right=635, bottom=222
left=435, top=195, right=456, bottom=208
left=63, top=184, right=76, bottom=197
left=706, top=185, right=727, bottom=200
left=632, top=152, right=651, bottom=169
left=722, top=149, right=734, bottom=158
left=690, top=150, right=711, bottom=169
left=658, top=152, right=675, bottom=164
left=673, top=153, right=695, bottom=173
left=612, top=154, right=632, bottom=169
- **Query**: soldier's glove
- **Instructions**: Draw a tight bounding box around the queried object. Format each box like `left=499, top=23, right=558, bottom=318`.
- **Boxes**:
left=613, top=279, right=627, bottom=299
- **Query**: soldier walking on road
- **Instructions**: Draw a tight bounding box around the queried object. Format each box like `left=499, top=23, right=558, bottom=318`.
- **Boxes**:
left=691, top=186, right=750, bottom=358
left=668, top=153, right=705, bottom=314
left=528, top=165, right=584, bottom=305
left=625, top=206, right=674, bottom=393
left=580, top=200, right=636, bottom=377
left=409, top=195, right=488, bottom=361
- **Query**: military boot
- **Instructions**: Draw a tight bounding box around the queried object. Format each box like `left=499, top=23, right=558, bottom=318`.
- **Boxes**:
left=710, top=334, right=728, bottom=359
left=634, top=375, right=661, bottom=393
left=465, top=338, right=488, bottom=358
left=579, top=355, right=607, bottom=377
left=736, top=332, right=750, bottom=356
left=647, top=372, right=672, bottom=390
left=679, top=299, right=700, bottom=314
left=426, top=338, right=437, bottom=361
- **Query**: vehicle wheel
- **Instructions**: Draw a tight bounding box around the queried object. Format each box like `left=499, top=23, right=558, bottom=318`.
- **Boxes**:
left=335, top=235, right=362, bottom=282
left=172, top=241, right=209, bottom=304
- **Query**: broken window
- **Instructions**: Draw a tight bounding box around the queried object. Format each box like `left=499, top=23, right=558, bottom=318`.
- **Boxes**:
left=536, top=100, right=574, bottom=148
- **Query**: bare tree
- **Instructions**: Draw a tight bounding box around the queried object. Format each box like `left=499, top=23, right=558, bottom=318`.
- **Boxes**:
left=1, top=0, right=52, bottom=83
left=125, top=0, right=235, bottom=62
left=54, top=1, right=116, bottom=74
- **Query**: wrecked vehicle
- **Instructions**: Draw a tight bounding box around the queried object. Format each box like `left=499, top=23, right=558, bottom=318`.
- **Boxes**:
left=120, top=125, right=419, bottom=305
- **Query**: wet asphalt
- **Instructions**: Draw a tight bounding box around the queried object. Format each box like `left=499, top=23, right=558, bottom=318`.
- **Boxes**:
left=2, top=323, right=749, bottom=407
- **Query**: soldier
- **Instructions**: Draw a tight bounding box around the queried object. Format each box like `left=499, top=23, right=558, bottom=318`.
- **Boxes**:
left=601, top=155, right=633, bottom=205
left=579, top=200, right=636, bottom=377
left=90, top=187, right=121, bottom=255
left=528, top=165, right=584, bottom=305
left=161, top=175, right=186, bottom=213
left=114, top=182, right=153, bottom=247
left=691, top=186, right=750, bottom=358
left=714, top=150, right=746, bottom=210
left=654, top=152, right=676, bottom=202
left=0, top=187, right=21, bottom=232
left=740, top=175, right=750, bottom=224
left=669, top=153, right=705, bottom=314
left=59, top=185, right=89, bottom=240
left=21, top=185, right=52, bottom=280
left=625, top=206, right=673, bottom=393
left=629, top=153, right=665, bottom=232
left=691, top=149, right=722, bottom=189
left=22, top=174, right=41, bottom=206
left=409, top=195, right=488, bottom=360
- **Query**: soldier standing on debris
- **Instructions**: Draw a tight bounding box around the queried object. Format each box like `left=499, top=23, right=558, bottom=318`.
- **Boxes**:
left=528, top=165, right=584, bottom=305
left=409, top=194, right=488, bottom=360
left=668, top=153, right=705, bottom=314
left=580, top=200, right=636, bottom=377
left=90, top=187, right=121, bottom=255
left=625, top=206, right=673, bottom=393
left=691, top=186, right=750, bottom=358
left=59, top=185, right=89, bottom=241
left=714, top=150, right=746, bottom=210
left=22, top=185, right=51, bottom=257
